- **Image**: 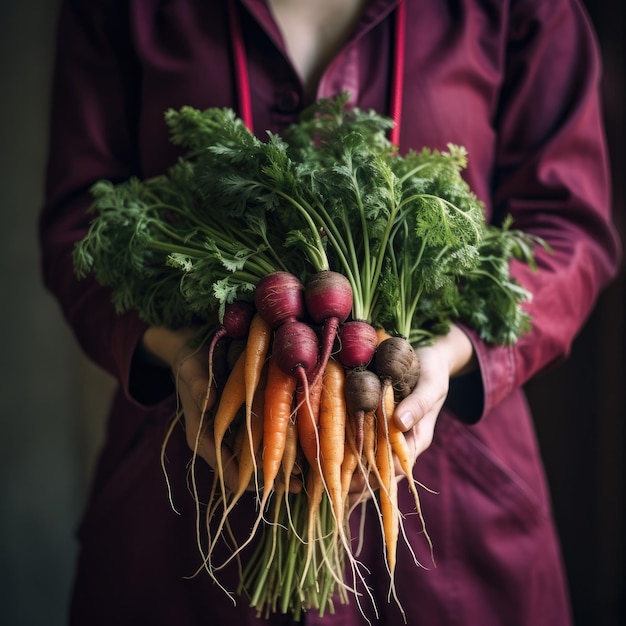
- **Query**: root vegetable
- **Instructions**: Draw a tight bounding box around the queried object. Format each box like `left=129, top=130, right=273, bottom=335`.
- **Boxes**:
left=304, top=271, right=353, bottom=381
left=243, top=313, right=273, bottom=493
left=211, top=349, right=247, bottom=527
left=337, top=320, right=378, bottom=369
left=344, top=368, right=382, bottom=456
left=374, top=335, right=420, bottom=400
left=318, top=358, right=347, bottom=526
left=254, top=271, right=305, bottom=329
left=261, top=355, right=297, bottom=504
left=296, top=370, right=323, bottom=469
left=375, top=383, right=400, bottom=601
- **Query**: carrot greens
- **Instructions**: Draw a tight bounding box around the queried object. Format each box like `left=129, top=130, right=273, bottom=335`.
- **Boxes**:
left=72, top=93, right=546, bottom=621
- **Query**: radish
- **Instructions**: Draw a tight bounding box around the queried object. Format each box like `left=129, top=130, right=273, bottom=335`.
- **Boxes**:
left=304, top=271, right=353, bottom=382
left=254, top=271, right=305, bottom=329
left=337, top=320, right=378, bottom=369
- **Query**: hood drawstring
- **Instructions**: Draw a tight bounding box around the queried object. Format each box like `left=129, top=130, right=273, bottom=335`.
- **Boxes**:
left=228, top=0, right=406, bottom=146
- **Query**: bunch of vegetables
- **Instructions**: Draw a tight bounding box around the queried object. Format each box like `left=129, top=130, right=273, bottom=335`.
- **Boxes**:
left=73, top=94, right=543, bottom=620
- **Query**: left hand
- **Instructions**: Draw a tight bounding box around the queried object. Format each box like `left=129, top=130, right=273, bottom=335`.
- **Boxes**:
left=394, top=323, right=476, bottom=454
left=347, top=324, right=476, bottom=503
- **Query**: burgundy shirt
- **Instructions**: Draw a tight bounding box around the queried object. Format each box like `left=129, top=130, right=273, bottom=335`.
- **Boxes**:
left=39, top=1, right=621, bottom=625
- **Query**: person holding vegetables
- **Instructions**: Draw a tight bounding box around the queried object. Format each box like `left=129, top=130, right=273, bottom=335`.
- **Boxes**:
left=39, top=0, right=621, bottom=625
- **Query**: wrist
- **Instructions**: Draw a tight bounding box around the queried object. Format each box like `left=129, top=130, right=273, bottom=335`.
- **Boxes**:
left=435, top=324, right=476, bottom=377
left=140, top=326, right=197, bottom=369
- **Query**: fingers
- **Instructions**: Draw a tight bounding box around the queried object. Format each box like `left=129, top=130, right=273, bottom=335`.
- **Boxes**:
left=174, top=343, right=214, bottom=409
left=392, top=324, right=475, bottom=434
left=404, top=409, right=439, bottom=462
left=393, top=344, right=449, bottom=433
left=174, top=343, right=244, bottom=491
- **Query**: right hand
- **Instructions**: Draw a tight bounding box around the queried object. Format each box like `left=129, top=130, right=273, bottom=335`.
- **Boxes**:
left=141, top=326, right=241, bottom=491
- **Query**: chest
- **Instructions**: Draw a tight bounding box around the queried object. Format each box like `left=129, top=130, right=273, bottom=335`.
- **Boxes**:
left=267, top=0, right=369, bottom=94
left=130, top=0, right=506, bottom=210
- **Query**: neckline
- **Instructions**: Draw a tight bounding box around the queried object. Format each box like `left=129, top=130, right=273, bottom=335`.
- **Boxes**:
left=228, top=0, right=406, bottom=146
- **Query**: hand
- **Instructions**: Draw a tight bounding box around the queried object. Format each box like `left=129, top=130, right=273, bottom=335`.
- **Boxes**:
left=394, top=323, right=475, bottom=450
left=141, top=326, right=241, bottom=491
left=346, top=324, right=476, bottom=505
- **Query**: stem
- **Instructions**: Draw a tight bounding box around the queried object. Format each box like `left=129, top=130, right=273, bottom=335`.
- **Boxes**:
left=398, top=193, right=482, bottom=243
left=468, top=268, right=522, bottom=303
left=264, top=188, right=331, bottom=271
left=396, top=161, right=434, bottom=185
left=366, top=166, right=402, bottom=320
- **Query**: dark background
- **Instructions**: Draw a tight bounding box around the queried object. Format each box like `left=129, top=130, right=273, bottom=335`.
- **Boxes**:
left=525, top=1, right=625, bottom=624
left=0, top=1, right=623, bottom=624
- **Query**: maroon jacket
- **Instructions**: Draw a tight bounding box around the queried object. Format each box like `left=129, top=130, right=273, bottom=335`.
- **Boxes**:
left=40, top=1, right=621, bottom=624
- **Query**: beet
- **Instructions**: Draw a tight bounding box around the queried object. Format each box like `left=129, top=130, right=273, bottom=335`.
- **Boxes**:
left=337, top=320, right=378, bottom=368
left=374, top=336, right=420, bottom=400
left=254, top=271, right=305, bottom=329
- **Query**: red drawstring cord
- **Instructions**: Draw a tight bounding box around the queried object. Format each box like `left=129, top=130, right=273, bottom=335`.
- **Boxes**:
left=228, top=0, right=406, bottom=145
left=389, top=0, right=406, bottom=147
left=228, top=0, right=254, bottom=131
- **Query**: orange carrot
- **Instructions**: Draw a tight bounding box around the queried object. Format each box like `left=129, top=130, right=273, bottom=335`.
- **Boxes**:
left=206, top=366, right=267, bottom=565
left=260, top=355, right=297, bottom=507
left=376, top=382, right=399, bottom=584
left=233, top=367, right=267, bottom=498
left=282, top=415, right=299, bottom=494
left=376, top=327, right=392, bottom=344
left=299, top=465, right=325, bottom=589
left=341, top=418, right=361, bottom=512
left=318, top=358, right=347, bottom=525
left=213, top=349, right=247, bottom=505
left=385, top=390, right=435, bottom=567
left=361, top=407, right=380, bottom=488
left=296, top=370, right=323, bottom=469
left=210, top=351, right=297, bottom=573
left=244, top=312, right=273, bottom=492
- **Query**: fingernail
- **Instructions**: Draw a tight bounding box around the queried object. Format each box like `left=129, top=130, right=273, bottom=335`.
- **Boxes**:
left=397, top=411, right=413, bottom=430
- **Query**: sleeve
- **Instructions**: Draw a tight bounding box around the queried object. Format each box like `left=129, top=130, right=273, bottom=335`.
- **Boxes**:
left=448, top=0, right=622, bottom=421
left=39, top=0, right=174, bottom=405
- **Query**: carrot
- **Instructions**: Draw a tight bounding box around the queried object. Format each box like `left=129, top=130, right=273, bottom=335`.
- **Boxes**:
left=382, top=391, right=435, bottom=568
left=375, top=382, right=401, bottom=606
left=318, top=360, right=376, bottom=615
left=360, top=402, right=381, bottom=486
left=211, top=350, right=298, bottom=574
left=244, top=312, right=273, bottom=493
left=262, top=355, right=297, bottom=500
left=376, top=327, right=392, bottom=344
left=212, top=366, right=267, bottom=535
left=213, top=348, right=247, bottom=509
left=299, top=465, right=325, bottom=590
left=341, top=418, right=361, bottom=514
left=296, top=370, right=323, bottom=469
left=349, top=401, right=385, bottom=593
left=268, top=481, right=288, bottom=607
left=278, top=415, right=301, bottom=540
left=185, top=347, right=248, bottom=590
left=318, top=358, right=347, bottom=526
left=374, top=327, right=433, bottom=563
left=282, top=415, right=299, bottom=494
